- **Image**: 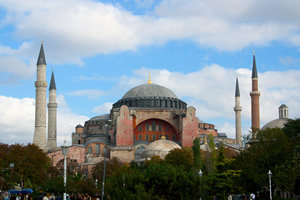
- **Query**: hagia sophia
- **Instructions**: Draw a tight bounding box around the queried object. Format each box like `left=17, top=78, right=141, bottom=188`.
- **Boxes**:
left=32, top=42, right=291, bottom=174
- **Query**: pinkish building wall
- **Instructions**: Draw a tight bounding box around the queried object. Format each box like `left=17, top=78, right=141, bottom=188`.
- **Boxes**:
left=48, top=146, right=85, bottom=166
left=182, top=106, right=199, bottom=147
left=116, top=105, right=134, bottom=146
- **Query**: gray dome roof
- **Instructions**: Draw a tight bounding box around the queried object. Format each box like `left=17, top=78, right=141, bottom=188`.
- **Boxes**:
left=113, top=83, right=187, bottom=109
left=89, top=114, right=110, bottom=121
left=261, top=118, right=289, bottom=130
left=122, top=84, right=178, bottom=99
left=143, top=139, right=181, bottom=159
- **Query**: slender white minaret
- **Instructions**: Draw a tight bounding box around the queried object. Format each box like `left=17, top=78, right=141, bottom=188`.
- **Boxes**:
left=33, top=41, right=48, bottom=151
left=234, top=75, right=242, bottom=147
left=47, top=70, right=57, bottom=150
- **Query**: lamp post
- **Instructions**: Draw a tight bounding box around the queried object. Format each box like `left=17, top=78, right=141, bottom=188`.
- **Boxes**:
left=199, top=169, right=203, bottom=200
left=95, top=179, right=98, bottom=189
left=61, top=140, right=70, bottom=200
left=268, top=170, right=272, bottom=200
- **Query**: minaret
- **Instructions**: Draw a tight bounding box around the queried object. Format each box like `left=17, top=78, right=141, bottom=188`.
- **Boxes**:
left=234, top=75, right=242, bottom=147
left=47, top=69, right=57, bottom=150
left=33, top=41, right=48, bottom=151
left=250, top=50, right=260, bottom=135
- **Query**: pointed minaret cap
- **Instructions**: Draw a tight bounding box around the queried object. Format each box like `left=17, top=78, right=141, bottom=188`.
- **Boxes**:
left=37, top=40, right=46, bottom=65
left=252, top=50, right=258, bottom=78
left=49, top=69, right=56, bottom=90
left=235, top=74, right=240, bottom=97
left=147, top=72, right=152, bottom=84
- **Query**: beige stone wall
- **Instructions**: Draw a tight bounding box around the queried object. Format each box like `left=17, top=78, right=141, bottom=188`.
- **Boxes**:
left=111, top=149, right=134, bottom=163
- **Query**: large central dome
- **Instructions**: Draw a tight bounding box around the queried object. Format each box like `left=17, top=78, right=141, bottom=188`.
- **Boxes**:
left=112, top=83, right=187, bottom=109
left=122, top=84, right=178, bottom=99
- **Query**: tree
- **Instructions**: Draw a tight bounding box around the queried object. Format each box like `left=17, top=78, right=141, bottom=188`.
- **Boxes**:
left=235, top=128, right=297, bottom=192
left=165, top=147, right=193, bottom=171
left=192, top=137, right=202, bottom=171
left=206, top=134, right=217, bottom=173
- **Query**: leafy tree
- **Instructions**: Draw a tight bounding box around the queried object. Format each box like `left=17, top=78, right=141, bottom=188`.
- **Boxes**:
left=206, top=134, right=217, bottom=173
left=192, top=137, right=202, bottom=171
left=165, top=147, right=193, bottom=171
left=235, top=128, right=296, bottom=192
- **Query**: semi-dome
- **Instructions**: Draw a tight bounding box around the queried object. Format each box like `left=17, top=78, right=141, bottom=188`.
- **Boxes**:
left=113, top=83, right=187, bottom=109
left=143, top=138, right=181, bottom=159
left=261, top=118, right=289, bottom=130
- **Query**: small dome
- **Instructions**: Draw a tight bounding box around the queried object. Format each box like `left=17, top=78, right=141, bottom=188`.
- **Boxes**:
left=122, top=84, right=178, bottom=99
left=143, top=139, right=181, bottom=159
left=261, top=118, right=289, bottom=130
left=76, top=124, right=83, bottom=128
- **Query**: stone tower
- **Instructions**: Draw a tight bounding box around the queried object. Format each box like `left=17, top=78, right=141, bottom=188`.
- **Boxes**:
left=250, top=50, right=260, bottom=135
left=234, top=75, right=242, bottom=146
left=47, top=70, right=57, bottom=150
left=33, top=42, right=48, bottom=151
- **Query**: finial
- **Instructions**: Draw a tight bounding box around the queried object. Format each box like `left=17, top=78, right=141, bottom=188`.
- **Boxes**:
left=147, top=72, right=152, bottom=84
left=253, top=50, right=255, bottom=56
left=41, top=39, right=43, bottom=44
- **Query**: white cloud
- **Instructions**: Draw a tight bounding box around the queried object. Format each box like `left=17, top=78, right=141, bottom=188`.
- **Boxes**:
left=0, top=0, right=300, bottom=65
left=0, top=94, right=89, bottom=146
left=93, top=102, right=113, bottom=114
left=117, top=65, right=300, bottom=137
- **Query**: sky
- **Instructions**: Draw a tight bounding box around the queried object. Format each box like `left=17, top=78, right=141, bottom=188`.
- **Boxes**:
left=0, top=0, right=300, bottom=147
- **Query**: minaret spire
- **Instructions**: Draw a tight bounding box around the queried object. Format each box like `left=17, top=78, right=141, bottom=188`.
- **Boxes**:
left=47, top=70, right=58, bottom=150
left=234, top=74, right=242, bottom=147
left=250, top=50, right=260, bottom=136
left=33, top=42, right=48, bottom=151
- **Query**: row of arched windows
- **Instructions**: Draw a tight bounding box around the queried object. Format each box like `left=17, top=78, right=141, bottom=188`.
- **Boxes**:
left=134, top=134, right=175, bottom=141
left=87, top=144, right=107, bottom=155
left=139, top=122, right=169, bottom=132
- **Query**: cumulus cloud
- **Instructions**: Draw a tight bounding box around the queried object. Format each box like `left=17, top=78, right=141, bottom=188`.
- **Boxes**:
left=0, top=0, right=300, bottom=65
left=0, top=94, right=89, bottom=146
left=114, top=66, right=300, bottom=138
left=93, top=102, right=113, bottom=114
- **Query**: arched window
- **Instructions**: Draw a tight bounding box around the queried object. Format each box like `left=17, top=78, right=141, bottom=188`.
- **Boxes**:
left=145, top=134, right=149, bottom=140
left=158, top=124, right=162, bottom=131
left=138, top=126, right=142, bottom=132
left=152, top=121, right=156, bottom=131
left=152, top=134, right=156, bottom=140
left=166, top=126, right=169, bottom=132
left=172, top=135, right=176, bottom=140
left=96, top=144, right=100, bottom=154
left=88, top=147, right=92, bottom=154
left=166, top=135, right=169, bottom=140
left=146, top=124, right=149, bottom=131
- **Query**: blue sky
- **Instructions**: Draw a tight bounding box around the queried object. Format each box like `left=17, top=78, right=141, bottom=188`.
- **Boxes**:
left=0, top=0, right=300, bottom=146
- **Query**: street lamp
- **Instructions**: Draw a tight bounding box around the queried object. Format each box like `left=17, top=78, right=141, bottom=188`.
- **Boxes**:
left=199, top=169, right=203, bottom=200
left=61, top=140, right=70, bottom=200
left=268, top=170, right=272, bottom=200
left=95, top=179, right=98, bottom=189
